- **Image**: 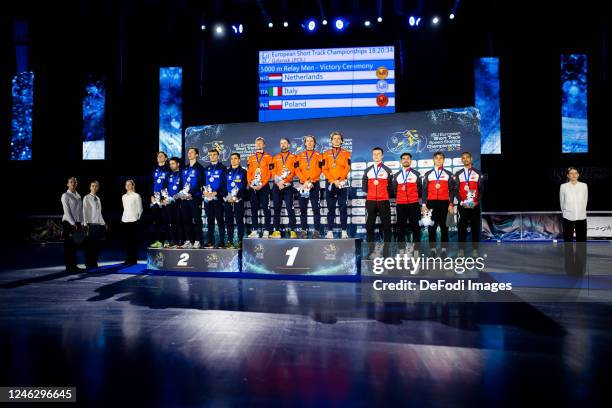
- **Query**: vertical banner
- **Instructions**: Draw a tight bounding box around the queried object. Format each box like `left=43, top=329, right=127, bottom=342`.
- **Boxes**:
left=474, top=57, right=501, bottom=154
left=10, top=72, right=34, bottom=161
left=561, top=54, right=588, bottom=153
left=82, top=77, right=106, bottom=160
left=159, top=67, right=183, bottom=158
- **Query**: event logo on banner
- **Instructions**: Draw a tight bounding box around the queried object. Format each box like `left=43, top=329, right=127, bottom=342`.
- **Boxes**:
left=186, top=108, right=481, bottom=237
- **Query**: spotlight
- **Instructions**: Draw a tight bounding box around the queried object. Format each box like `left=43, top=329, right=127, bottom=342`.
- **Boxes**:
left=408, top=16, right=416, bottom=26
left=334, top=18, right=347, bottom=31
left=306, top=19, right=316, bottom=32
left=432, top=16, right=440, bottom=25
left=416, top=17, right=421, bottom=26
left=239, top=24, right=243, bottom=33
left=377, top=17, right=383, bottom=23
left=214, top=24, right=224, bottom=36
left=268, top=22, right=273, bottom=28
left=232, top=25, right=237, bottom=34
left=322, top=19, right=328, bottom=25
left=200, top=24, right=206, bottom=31
left=283, top=21, right=288, bottom=27
left=449, top=13, right=455, bottom=20
left=364, top=20, right=371, bottom=27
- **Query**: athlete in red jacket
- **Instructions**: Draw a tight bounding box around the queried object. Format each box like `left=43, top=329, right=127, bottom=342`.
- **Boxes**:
left=422, top=151, right=456, bottom=257
left=392, top=152, right=423, bottom=255
left=454, top=151, right=484, bottom=257
left=361, top=147, right=394, bottom=258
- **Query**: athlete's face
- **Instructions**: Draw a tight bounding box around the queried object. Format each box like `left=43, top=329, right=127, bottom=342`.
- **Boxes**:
left=67, top=178, right=77, bottom=191
left=372, top=149, right=383, bottom=163
left=305, top=137, right=315, bottom=150
left=188, top=149, right=198, bottom=161
left=90, top=182, right=99, bottom=194
left=230, top=155, right=240, bottom=167
left=568, top=169, right=580, bottom=182
left=208, top=151, right=219, bottom=163
left=433, top=155, right=444, bottom=167
left=461, top=153, right=472, bottom=167
left=331, top=134, right=343, bottom=147
left=255, top=140, right=264, bottom=151
left=157, top=153, right=167, bottom=165
left=125, top=181, right=134, bottom=191
left=169, top=160, right=179, bottom=171
left=280, top=139, right=290, bottom=151
left=401, top=155, right=412, bottom=168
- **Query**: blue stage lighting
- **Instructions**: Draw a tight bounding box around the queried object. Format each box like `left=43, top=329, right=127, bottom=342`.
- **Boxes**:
left=334, top=18, right=346, bottom=31
left=306, top=19, right=316, bottom=31
left=364, top=20, right=371, bottom=27
left=432, top=16, right=440, bottom=25
left=322, top=19, right=328, bottom=25
left=449, top=13, right=455, bottom=20
left=409, top=16, right=416, bottom=26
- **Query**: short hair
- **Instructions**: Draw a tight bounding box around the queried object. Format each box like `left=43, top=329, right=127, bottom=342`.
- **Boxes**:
left=169, top=157, right=181, bottom=165
left=330, top=131, right=344, bottom=141
left=372, top=147, right=384, bottom=154
left=280, top=137, right=291, bottom=145
left=187, top=147, right=199, bottom=155
left=157, top=151, right=168, bottom=158
left=304, top=134, right=317, bottom=144
left=255, top=137, right=265, bottom=143
left=90, top=180, right=100, bottom=187
left=230, top=152, right=241, bottom=159
left=400, top=152, right=412, bottom=159
left=566, top=166, right=579, bottom=175
left=433, top=151, right=445, bottom=159
left=67, top=176, right=77, bottom=183
left=208, top=148, right=219, bottom=155
left=461, top=151, right=472, bottom=158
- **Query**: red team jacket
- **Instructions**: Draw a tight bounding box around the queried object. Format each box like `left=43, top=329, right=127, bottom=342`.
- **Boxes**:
left=361, top=163, right=394, bottom=201
left=454, top=166, right=484, bottom=206
left=392, top=167, right=422, bottom=204
left=422, top=166, right=456, bottom=202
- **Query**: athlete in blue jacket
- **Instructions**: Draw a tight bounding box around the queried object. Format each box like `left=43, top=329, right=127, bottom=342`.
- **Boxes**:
left=223, top=152, right=248, bottom=248
left=180, top=147, right=205, bottom=249
left=203, top=148, right=227, bottom=248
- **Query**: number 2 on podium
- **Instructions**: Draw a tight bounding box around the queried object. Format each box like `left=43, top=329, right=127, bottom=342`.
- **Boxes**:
left=285, top=247, right=299, bottom=266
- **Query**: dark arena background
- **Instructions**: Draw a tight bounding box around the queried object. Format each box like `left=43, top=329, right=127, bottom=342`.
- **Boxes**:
left=1, top=0, right=612, bottom=407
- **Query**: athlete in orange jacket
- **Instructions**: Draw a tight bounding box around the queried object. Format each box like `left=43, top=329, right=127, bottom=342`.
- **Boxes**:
left=295, top=135, right=323, bottom=238
left=271, top=138, right=297, bottom=238
left=246, top=137, right=273, bottom=237
left=322, top=131, right=351, bottom=239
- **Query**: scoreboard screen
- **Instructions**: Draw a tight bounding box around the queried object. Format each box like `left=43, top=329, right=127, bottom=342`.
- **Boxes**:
left=258, top=46, right=395, bottom=122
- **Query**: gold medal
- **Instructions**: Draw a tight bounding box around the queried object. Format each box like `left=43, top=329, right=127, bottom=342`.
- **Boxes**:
left=464, top=185, right=469, bottom=191
left=332, top=162, right=337, bottom=168
left=373, top=179, right=379, bottom=186
left=435, top=183, right=441, bottom=189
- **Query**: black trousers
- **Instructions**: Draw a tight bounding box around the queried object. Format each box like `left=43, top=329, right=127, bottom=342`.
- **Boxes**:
left=225, top=200, right=245, bottom=244
left=458, top=205, right=481, bottom=250
left=326, top=185, right=348, bottom=231
left=62, top=221, right=79, bottom=270
left=272, top=185, right=296, bottom=230
left=562, top=218, right=587, bottom=242
left=396, top=203, right=421, bottom=250
left=84, top=224, right=105, bottom=268
left=427, top=200, right=450, bottom=244
left=298, top=182, right=321, bottom=232
left=122, top=220, right=141, bottom=264
left=167, top=202, right=183, bottom=244
left=150, top=204, right=168, bottom=243
left=180, top=197, right=203, bottom=243
left=250, top=184, right=272, bottom=233
left=204, top=198, right=225, bottom=245
left=366, top=200, right=392, bottom=256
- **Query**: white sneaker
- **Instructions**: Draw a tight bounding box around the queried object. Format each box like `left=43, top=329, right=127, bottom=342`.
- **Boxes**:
left=193, top=241, right=201, bottom=249
left=341, top=230, right=349, bottom=239
left=262, top=231, right=270, bottom=239
left=325, top=231, right=334, bottom=239
left=248, top=230, right=259, bottom=238
left=181, top=241, right=192, bottom=249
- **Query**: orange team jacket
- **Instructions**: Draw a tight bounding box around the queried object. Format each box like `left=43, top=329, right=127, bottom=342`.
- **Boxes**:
left=295, top=150, right=323, bottom=183
left=322, top=147, right=351, bottom=182
left=247, top=151, right=274, bottom=185
left=272, top=151, right=297, bottom=183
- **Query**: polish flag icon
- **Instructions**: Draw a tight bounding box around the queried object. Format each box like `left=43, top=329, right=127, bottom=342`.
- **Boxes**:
left=269, top=100, right=282, bottom=110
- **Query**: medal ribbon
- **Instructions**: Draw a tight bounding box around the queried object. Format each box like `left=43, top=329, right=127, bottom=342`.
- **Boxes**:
left=434, top=167, right=443, bottom=183
left=373, top=163, right=382, bottom=180
left=331, top=147, right=341, bottom=164
left=255, top=152, right=265, bottom=168
left=305, top=150, right=315, bottom=168
left=463, top=168, right=473, bottom=189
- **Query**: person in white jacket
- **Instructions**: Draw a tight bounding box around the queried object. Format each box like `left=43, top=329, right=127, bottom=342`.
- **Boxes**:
left=61, top=177, right=84, bottom=272
left=559, top=167, right=588, bottom=242
left=122, top=179, right=143, bottom=265
left=83, top=180, right=106, bottom=269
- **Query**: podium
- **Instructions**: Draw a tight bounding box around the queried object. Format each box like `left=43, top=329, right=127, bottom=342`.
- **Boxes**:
left=242, top=238, right=360, bottom=276
left=147, top=248, right=240, bottom=273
